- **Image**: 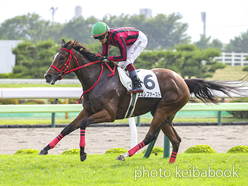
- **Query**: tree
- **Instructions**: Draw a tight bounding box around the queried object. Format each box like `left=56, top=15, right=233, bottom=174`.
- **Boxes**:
left=135, top=50, right=170, bottom=70
left=142, top=13, right=190, bottom=49
left=12, top=39, right=60, bottom=78
left=0, top=12, right=191, bottom=49
left=41, top=23, right=64, bottom=41
left=0, top=13, right=51, bottom=42
left=195, top=35, right=211, bottom=49
left=34, top=39, right=61, bottom=78
left=61, top=16, right=98, bottom=44
left=224, top=30, right=248, bottom=52
left=146, top=44, right=223, bottom=79
left=243, top=66, right=248, bottom=72
left=210, top=39, right=223, bottom=50
left=103, top=13, right=134, bottom=27
left=12, top=40, right=34, bottom=78
left=195, top=35, right=223, bottom=50
left=134, top=43, right=223, bottom=79
left=151, top=50, right=183, bottom=73
left=102, top=13, right=190, bottom=49
left=175, top=44, right=223, bottom=78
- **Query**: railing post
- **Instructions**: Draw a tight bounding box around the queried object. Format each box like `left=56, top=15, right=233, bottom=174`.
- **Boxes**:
left=65, top=99, right=69, bottom=119
left=143, top=129, right=160, bottom=158
left=217, top=111, right=222, bottom=126
left=136, top=116, right=140, bottom=126
left=241, top=53, right=244, bottom=66
left=51, top=99, right=58, bottom=128
left=217, top=98, right=224, bottom=126
left=222, top=52, right=225, bottom=65
left=128, top=117, right=137, bottom=148
left=163, top=135, right=170, bottom=158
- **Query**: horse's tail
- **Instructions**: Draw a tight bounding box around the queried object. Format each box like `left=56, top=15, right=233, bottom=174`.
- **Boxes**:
left=184, top=78, right=246, bottom=103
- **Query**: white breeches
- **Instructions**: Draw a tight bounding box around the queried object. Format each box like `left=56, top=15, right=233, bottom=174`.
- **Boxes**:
left=118, top=31, right=148, bottom=69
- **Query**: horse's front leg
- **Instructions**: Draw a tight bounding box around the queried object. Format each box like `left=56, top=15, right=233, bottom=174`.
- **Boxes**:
left=39, top=109, right=88, bottom=155
left=79, top=109, right=115, bottom=162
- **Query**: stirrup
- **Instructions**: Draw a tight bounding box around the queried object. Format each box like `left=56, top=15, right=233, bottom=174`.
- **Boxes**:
left=129, top=87, right=143, bottom=93
left=129, top=89, right=143, bottom=93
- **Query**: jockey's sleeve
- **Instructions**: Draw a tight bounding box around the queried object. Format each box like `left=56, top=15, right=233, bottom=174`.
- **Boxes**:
left=108, top=37, right=127, bottom=62
left=99, top=42, right=109, bottom=56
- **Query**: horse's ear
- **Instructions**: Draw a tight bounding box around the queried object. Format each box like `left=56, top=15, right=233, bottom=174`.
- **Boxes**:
left=68, top=40, right=76, bottom=50
left=61, top=39, right=65, bottom=47
left=73, top=40, right=77, bottom=47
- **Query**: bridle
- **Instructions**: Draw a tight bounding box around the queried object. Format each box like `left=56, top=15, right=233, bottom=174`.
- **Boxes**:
left=50, top=48, right=101, bottom=79
left=50, top=47, right=116, bottom=102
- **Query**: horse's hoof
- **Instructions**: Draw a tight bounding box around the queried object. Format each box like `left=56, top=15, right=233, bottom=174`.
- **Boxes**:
left=169, top=157, right=176, bottom=164
left=116, top=155, right=125, bottom=161
left=169, top=159, right=176, bottom=164
left=38, top=149, right=48, bottom=155
left=80, top=153, right=87, bottom=162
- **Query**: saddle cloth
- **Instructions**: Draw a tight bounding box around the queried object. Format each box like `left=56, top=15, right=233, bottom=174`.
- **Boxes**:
left=117, top=67, right=161, bottom=118
left=117, top=67, right=162, bottom=98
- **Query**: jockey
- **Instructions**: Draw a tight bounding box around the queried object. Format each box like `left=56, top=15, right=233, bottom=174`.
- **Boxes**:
left=91, top=22, right=148, bottom=93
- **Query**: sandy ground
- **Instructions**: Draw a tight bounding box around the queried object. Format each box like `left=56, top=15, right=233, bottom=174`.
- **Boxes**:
left=0, top=125, right=248, bottom=155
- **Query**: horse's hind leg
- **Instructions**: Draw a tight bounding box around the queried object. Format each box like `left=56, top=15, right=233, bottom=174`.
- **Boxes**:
left=38, top=109, right=88, bottom=155
left=160, top=115, right=181, bottom=163
left=116, top=110, right=166, bottom=161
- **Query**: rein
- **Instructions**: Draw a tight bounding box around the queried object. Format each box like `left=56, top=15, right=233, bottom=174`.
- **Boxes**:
left=50, top=47, right=116, bottom=103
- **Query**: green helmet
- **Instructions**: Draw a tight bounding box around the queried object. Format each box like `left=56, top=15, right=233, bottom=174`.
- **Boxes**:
left=91, top=22, right=110, bottom=38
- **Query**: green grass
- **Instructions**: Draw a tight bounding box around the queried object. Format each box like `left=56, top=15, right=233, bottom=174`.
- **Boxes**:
left=0, top=153, right=247, bottom=185
left=207, top=66, right=248, bottom=81
left=0, top=117, right=247, bottom=125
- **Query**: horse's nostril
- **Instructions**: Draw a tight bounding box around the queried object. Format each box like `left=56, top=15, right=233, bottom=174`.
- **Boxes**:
left=44, top=74, right=51, bottom=81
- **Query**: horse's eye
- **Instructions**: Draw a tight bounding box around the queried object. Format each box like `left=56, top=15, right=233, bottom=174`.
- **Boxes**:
left=59, top=56, right=65, bottom=61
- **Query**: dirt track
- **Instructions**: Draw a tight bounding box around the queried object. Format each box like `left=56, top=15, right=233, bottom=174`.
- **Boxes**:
left=0, top=125, right=248, bottom=155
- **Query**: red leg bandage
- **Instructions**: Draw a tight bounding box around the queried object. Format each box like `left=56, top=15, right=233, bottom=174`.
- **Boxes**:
left=169, top=151, right=178, bottom=163
left=128, top=141, right=145, bottom=157
left=79, top=129, right=86, bottom=148
left=49, top=134, right=64, bottom=148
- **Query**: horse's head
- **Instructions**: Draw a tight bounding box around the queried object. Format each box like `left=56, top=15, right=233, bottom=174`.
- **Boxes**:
left=44, top=40, right=78, bottom=85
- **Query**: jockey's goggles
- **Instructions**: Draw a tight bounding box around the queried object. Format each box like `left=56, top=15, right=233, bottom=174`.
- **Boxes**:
left=94, top=34, right=106, bottom=40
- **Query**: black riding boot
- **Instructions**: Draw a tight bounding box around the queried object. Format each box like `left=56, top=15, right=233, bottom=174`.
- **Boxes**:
left=129, top=70, right=143, bottom=93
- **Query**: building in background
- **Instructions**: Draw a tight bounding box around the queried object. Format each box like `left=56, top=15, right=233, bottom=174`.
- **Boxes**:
left=75, top=6, right=82, bottom=19
left=0, top=40, right=22, bottom=74
left=140, top=8, right=152, bottom=19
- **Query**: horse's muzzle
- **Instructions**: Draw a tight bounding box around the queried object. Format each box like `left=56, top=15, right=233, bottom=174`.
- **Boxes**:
left=44, top=73, right=61, bottom=85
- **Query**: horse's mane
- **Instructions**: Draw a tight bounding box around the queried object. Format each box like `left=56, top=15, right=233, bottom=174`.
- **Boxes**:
left=73, top=41, right=116, bottom=70
left=64, top=40, right=99, bottom=62
left=64, top=40, right=115, bottom=69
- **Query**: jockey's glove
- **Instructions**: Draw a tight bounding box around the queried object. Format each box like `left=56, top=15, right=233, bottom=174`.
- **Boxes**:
left=100, top=56, right=109, bottom=63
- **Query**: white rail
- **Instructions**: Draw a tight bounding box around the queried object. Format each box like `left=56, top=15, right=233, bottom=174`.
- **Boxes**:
left=0, top=87, right=137, bottom=148
left=0, top=78, right=80, bottom=84
left=0, top=87, right=248, bottom=149
left=214, top=52, right=248, bottom=66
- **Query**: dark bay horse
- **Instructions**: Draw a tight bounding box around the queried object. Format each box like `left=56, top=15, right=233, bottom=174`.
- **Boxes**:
left=40, top=40, right=244, bottom=163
